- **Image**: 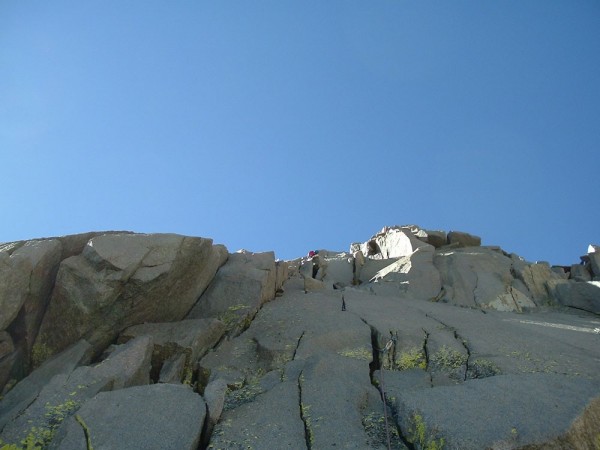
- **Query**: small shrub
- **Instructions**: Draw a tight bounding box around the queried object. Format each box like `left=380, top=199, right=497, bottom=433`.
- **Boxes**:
left=31, top=342, right=53, bottom=369
left=430, top=346, right=467, bottom=371
left=467, top=359, right=501, bottom=379
left=396, top=347, right=427, bottom=370
left=408, top=413, right=445, bottom=450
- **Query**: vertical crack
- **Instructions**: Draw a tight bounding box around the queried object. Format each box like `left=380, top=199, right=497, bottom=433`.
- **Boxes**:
left=454, top=330, right=472, bottom=382
left=292, top=331, right=305, bottom=361
left=298, top=371, right=312, bottom=450
left=508, top=286, right=522, bottom=312
left=425, top=313, right=471, bottom=381
left=422, top=328, right=430, bottom=370
left=358, top=318, right=417, bottom=449
left=472, top=271, right=480, bottom=306
left=359, top=318, right=381, bottom=380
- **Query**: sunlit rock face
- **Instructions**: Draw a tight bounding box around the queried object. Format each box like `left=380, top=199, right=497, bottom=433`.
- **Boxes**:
left=0, top=226, right=598, bottom=449
left=34, top=233, right=227, bottom=361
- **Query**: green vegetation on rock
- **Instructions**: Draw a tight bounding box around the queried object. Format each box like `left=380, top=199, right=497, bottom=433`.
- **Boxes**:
left=408, top=413, right=445, bottom=450
left=362, top=412, right=403, bottom=449
left=217, top=304, right=250, bottom=331
left=396, top=347, right=427, bottom=371
left=430, top=346, right=467, bottom=370
left=223, top=369, right=265, bottom=410
left=467, top=359, right=501, bottom=379
left=0, top=399, right=80, bottom=450
left=338, top=347, right=373, bottom=361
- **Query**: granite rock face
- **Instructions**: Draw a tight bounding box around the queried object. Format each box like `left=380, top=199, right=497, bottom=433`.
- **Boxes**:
left=0, top=226, right=598, bottom=449
left=34, top=233, right=227, bottom=360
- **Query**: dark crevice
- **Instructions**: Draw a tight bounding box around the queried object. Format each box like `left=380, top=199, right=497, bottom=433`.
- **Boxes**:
left=472, top=272, right=480, bottom=306
left=292, top=331, right=306, bottom=361
left=359, top=318, right=381, bottom=380
left=198, top=404, right=211, bottom=450
left=422, top=328, right=430, bottom=370
left=378, top=376, right=415, bottom=450
left=358, top=318, right=413, bottom=449
left=298, top=371, right=312, bottom=450
left=426, top=314, right=471, bottom=381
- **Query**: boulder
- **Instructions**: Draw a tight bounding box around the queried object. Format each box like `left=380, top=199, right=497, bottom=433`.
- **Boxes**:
left=570, top=264, right=591, bottom=282
left=0, top=239, right=64, bottom=384
left=369, top=246, right=442, bottom=299
left=186, top=250, right=276, bottom=335
left=447, top=230, right=481, bottom=247
left=202, top=378, right=228, bottom=444
left=0, top=239, right=62, bottom=333
left=303, top=276, right=326, bottom=292
left=119, top=319, right=225, bottom=382
left=0, top=336, right=153, bottom=445
left=91, top=335, right=154, bottom=388
left=434, top=248, right=536, bottom=311
left=50, top=384, right=205, bottom=450
left=275, top=260, right=289, bottom=292
left=54, top=231, right=133, bottom=260
left=554, top=281, right=600, bottom=314
left=158, top=354, right=187, bottom=384
left=34, top=233, right=227, bottom=361
left=321, top=252, right=354, bottom=287
left=511, top=257, right=565, bottom=306
left=423, top=229, right=447, bottom=248
left=0, top=340, right=92, bottom=433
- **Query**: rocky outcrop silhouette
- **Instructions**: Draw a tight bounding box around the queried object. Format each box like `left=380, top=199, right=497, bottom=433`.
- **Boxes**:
left=0, top=226, right=598, bottom=449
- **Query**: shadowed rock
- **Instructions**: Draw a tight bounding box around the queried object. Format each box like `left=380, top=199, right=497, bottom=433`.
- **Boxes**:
left=447, top=230, right=481, bottom=248
left=0, top=239, right=63, bottom=388
left=119, top=318, right=226, bottom=382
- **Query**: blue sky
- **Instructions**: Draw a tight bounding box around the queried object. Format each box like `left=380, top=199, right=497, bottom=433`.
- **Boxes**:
left=2, top=1, right=599, bottom=265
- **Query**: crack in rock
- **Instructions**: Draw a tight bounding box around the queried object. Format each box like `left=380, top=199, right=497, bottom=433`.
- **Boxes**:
left=297, top=371, right=312, bottom=450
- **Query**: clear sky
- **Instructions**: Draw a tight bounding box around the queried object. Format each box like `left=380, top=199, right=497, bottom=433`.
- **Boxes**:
left=2, top=1, right=599, bottom=265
